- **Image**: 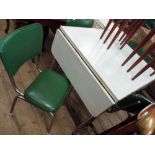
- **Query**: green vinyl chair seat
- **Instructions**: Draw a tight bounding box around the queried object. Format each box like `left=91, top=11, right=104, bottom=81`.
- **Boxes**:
left=24, top=69, right=70, bottom=112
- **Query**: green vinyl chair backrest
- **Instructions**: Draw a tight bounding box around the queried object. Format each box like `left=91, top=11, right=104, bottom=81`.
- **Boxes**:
left=66, top=19, right=94, bottom=28
left=0, top=23, right=43, bottom=77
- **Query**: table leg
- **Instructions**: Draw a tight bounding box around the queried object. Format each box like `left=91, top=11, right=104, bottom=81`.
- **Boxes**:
left=72, top=116, right=95, bottom=134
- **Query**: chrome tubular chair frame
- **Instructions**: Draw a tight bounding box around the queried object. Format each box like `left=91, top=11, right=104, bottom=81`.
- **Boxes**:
left=9, top=77, right=56, bottom=133
left=8, top=74, right=72, bottom=133
left=7, top=58, right=57, bottom=133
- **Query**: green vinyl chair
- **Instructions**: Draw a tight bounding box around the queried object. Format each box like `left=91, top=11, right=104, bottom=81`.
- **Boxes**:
left=0, top=23, right=70, bottom=133
left=66, top=19, right=94, bottom=28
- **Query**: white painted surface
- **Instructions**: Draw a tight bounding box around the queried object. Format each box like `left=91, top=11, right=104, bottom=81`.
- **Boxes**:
left=60, top=26, right=155, bottom=101
left=52, top=30, right=115, bottom=117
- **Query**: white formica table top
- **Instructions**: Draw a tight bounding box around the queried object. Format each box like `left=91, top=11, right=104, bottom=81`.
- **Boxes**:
left=60, top=26, right=155, bottom=102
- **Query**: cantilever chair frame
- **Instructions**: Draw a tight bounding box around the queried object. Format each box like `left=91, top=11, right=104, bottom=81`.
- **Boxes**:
left=6, top=56, right=71, bottom=133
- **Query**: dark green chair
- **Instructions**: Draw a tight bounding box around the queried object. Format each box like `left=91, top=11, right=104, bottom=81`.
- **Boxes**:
left=0, top=23, right=70, bottom=133
left=107, top=93, right=152, bottom=114
left=145, top=19, right=155, bottom=29
left=66, top=19, right=94, bottom=28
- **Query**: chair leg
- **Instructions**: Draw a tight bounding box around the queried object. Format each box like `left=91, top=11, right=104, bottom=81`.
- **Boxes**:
left=10, top=95, right=25, bottom=115
left=10, top=96, right=19, bottom=115
left=47, top=112, right=55, bottom=133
